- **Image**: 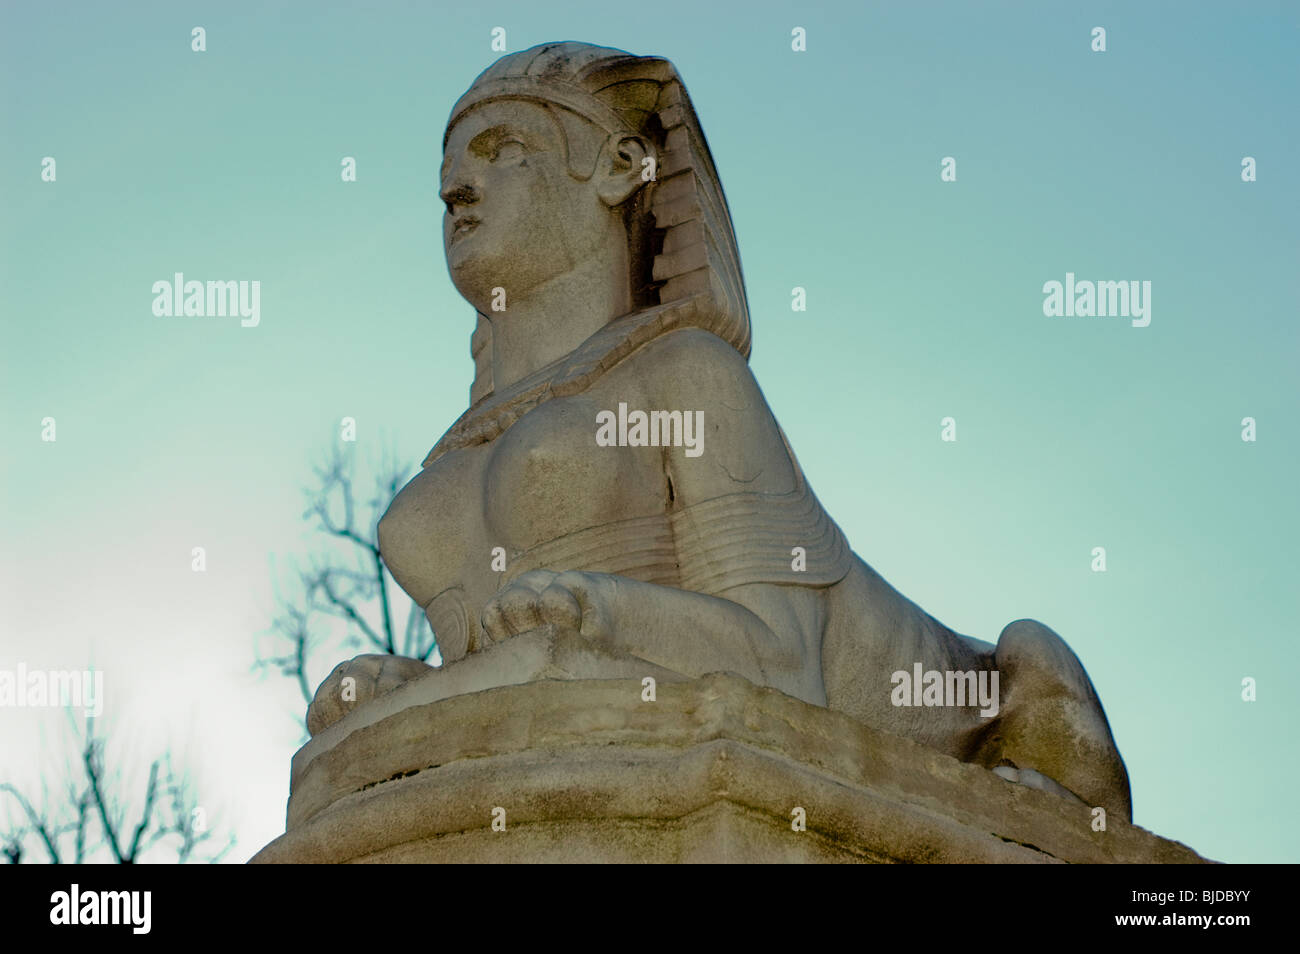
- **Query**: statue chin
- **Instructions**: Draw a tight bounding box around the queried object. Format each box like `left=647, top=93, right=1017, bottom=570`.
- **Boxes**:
left=445, top=251, right=492, bottom=307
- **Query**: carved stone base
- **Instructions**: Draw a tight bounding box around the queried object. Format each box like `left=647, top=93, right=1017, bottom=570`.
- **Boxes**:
left=251, top=665, right=1209, bottom=864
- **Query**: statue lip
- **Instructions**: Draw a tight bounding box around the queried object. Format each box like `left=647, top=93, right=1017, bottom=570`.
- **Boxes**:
left=451, top=215, right=480, bottom=243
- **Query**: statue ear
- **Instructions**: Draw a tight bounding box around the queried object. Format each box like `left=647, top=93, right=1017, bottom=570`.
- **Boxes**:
left=595, top=134, right=653, bottom=208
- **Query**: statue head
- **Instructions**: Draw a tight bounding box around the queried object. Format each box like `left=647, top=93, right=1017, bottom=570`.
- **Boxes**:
left=439, top=42, right=752, bottom=405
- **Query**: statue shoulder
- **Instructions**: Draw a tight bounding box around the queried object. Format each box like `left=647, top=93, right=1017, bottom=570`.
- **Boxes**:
left=638, top=325, right=747, bottom=366
left=622, top=327, right=796, bottom=497
left=631, top=326, right=758, bottom=406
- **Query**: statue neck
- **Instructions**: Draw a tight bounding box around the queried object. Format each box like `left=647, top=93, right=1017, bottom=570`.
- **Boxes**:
left=487, top=254, right=631, bottom=393
left=431, top=294, right=708, bottom=469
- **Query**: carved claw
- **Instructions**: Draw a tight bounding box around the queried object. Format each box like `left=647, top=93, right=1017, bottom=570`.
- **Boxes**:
left=306, top=654, right=435, bottom=736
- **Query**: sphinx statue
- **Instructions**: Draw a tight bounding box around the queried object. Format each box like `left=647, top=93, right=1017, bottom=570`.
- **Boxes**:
left=305, top=41, right=1133, bottom=824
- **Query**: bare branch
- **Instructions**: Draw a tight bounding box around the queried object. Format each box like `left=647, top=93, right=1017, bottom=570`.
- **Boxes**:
left=373, top=551, right=397, bottom=655
left=310, top=569, right=387, bottom=652
left=403, top=599, right=421, bottom=658
left=307, top=448, right=379, bottom=556
left=0, top=784, right=61, bottom=864
left=73, top=790, right=90, bottom=864
left=257, top=440, right=440, bottom=719
left=418, top=635, right=439, bottom=663
left=261, top=602, right=315, bottom=704
left=4, top=717, right=234, bottom=865
left=206, top=833, right=238, bottom=864
left=123, top=761, right=160, bottom=863
left=83, top=734, right=124, bottom=864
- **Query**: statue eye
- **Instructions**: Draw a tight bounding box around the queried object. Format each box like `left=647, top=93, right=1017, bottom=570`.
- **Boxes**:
left=492, top=138, right=526, bottom=163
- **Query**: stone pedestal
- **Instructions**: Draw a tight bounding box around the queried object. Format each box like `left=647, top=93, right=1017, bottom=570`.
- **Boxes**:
left=252, top=643, right=1209, bottom=863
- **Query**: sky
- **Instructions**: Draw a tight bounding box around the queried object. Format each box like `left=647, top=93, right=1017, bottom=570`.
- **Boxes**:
left=1, top=0, right=1297, bottom=863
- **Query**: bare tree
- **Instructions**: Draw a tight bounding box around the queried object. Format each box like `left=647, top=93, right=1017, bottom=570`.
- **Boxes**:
left=2, top=716, right=235, bottom=864
left=258, top=442, right=438, bottom=716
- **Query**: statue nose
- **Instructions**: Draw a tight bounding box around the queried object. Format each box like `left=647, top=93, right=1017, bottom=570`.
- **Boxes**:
left=440, top=181, right=479, bottom=216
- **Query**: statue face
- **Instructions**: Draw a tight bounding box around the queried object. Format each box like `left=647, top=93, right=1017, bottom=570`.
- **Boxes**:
left=440, top=100, right=608, bottom=312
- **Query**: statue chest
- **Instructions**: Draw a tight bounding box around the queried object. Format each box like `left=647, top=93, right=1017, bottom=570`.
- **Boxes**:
left=485, top=392, right=666, bottom=552
left=380, top=388, right=671, bottom=649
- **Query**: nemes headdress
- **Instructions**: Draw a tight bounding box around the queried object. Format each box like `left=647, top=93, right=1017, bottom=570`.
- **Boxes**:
left=439, top=41, right=751, bottom=421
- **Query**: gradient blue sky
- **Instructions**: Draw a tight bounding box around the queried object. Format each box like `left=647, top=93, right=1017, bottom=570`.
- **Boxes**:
left=2, top=0, right=1297, bottom=863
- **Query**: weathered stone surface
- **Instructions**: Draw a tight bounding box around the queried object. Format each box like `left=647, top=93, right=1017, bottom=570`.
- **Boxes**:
left=254, top=41, right=1206, bottom=862
left=253, top=672, right=1209, bottom=864
left=291, top=39, right=1136, bottom=829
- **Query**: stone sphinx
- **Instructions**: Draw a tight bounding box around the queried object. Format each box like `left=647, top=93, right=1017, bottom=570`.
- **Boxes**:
left=268, top=41, right=1177, bottom=863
